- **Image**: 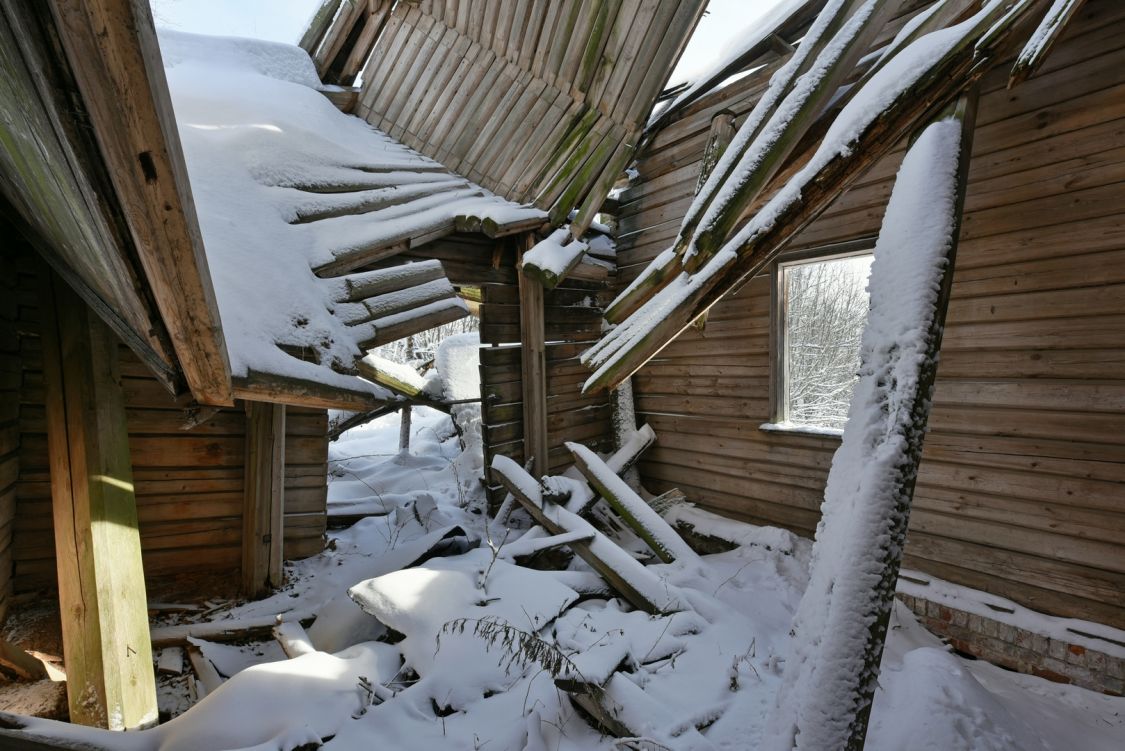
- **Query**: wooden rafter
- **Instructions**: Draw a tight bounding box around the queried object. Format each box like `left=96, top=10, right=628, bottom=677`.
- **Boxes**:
left=47, top=0, right=233, bottom=406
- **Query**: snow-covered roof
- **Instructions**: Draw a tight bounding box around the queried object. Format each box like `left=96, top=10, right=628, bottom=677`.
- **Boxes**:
left=160, top=30, right=545, bottom=407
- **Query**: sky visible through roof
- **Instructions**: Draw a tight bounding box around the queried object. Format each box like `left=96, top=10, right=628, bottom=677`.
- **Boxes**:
left=148, top=0, right=789, bottom=87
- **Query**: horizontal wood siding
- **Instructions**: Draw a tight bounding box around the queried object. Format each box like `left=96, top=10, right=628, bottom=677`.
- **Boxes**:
left=11, top=261, right=327, bottom=593
left=618, top=0, right=1125, bottom=628
left=480, top=278, right=615, bottom=502
left=0, top=250, right=18, bottom=624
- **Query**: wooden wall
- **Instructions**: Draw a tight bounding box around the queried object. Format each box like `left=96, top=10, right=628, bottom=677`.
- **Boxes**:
left=9, top=259, right=328, bottom=594
left=479, top=278, right=615, bottom=502
left=0, top=251, right=18, bottom=624
left=615, top=0, right=1125, bottom=628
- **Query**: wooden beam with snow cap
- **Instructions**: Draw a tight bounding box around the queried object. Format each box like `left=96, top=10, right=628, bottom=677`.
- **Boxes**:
left=354, top=297, right=470, bottom=350
left=490, top=454, right=685, bottom=615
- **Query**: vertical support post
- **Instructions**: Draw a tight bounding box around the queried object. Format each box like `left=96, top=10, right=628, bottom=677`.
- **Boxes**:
left=518, top=235, right=549, bottom=479
left=40, top=274, right=157, bottom=730
left=242, top=401, right=286, bottom=597
left=398, top=405, right=412, bottom=455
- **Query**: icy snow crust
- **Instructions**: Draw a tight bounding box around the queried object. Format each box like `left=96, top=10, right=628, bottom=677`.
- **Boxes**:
left=20, top=398, right=1125, bottom=750
left=159, top=30, right=541, bottom=388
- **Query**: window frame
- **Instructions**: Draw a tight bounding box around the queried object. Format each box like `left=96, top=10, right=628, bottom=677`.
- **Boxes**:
left=767, top=238, right=876, bottom=437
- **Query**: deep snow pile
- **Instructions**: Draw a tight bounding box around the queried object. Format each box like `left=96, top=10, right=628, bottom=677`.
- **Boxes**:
left=19, top=358, right=1125, bottom=750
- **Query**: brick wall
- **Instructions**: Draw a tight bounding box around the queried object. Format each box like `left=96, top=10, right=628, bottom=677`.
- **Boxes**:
left=898, top=593, right=1124, bottom=695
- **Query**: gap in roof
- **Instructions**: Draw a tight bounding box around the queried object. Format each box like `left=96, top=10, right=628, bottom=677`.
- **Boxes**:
left=670, top=0, right=797, bottom=87
left=150, top=0, right=320, bottom=43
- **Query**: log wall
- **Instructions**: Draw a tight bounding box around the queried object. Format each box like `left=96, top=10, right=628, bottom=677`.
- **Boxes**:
left=0, top=251, right=18, bottom=624
left=480, top=277, right=615, bottom=503
left=9, top=259, right=328, bottom=594
left=615, top=0, right=1125, bottom=628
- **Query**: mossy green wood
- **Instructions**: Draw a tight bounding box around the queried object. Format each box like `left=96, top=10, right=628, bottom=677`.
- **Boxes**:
left=42, top=275, right=157, bottom=730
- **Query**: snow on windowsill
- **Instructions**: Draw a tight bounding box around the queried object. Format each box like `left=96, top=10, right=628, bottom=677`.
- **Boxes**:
left=759, top=421, right=844, bottom=438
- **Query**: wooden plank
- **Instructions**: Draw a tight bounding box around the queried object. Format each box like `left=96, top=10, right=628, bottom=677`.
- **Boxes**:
left=518, top=250, right=550, bottom=478
left=48, top=0, right=233, bottom=406
left=241, top=402, right=286, bottom=597
left=40, top=275, right=157, bottom=729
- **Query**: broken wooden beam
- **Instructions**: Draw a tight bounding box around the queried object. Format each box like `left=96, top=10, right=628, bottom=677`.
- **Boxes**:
left=185, top=643, right=222, bottom=697
left=149, top=611, right=317, bottom=649
left=521, top=229, right=589, bottom=290
left=566, top=442, right=697, bottom=564
left=490, top=455, right=684, bottom=615
left=273, top=622, right=317, bottom=659
left=0, top=638, right=48, bottom=682
left=565, top=423, right=656, bottom=516
left=333, top=260, right=446, bottom=303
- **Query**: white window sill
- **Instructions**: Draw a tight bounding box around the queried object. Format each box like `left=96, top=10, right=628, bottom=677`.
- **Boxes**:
left=759, top=422, right=844, bottom=439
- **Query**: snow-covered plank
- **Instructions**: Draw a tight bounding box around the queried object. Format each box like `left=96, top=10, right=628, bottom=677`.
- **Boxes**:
left=331, top=260, right=446, bottom=303
left=357, top=355, right=426, bottom=397
left=521, top=229, right=589, bottom=290
left=583, top=0, right=1042, bottom=394
left=566, top=442, right=698, bottom=564
left=355, top=297, right=469, bottom=350
left=156, top=647, right=184, bottom=677
left=764, top=91, right=978, bottom=751
left=272, top=622, right=317, bottom=659
left=684, top=0, right=898, bottom=271
left=490, top=455, right=686, bottom=615
left=150, top=611, right=317, bottom=649
left=1009, top=0, right=1087, bottom=87
left=563, top=423, right=657, bottom=516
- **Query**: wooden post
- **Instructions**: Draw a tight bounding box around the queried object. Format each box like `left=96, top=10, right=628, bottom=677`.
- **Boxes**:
left=39, top=275, right=157, bottom=730
left=398, top=405, right=412, bottom=454
left=242, top=401, right=286, bottom=597
left=518, top=236, right=549, bottom=479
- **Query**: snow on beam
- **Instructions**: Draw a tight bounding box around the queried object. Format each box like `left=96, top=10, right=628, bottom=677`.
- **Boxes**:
left=490, top=455, right=685, bottom=615
left=521, top=229, right=589, bottom=290
left=1009, top=0, right=1087, bottom=87
left=290, top=179, right=469, bottom=224
left=764, top=90, right=979, bottom=751
left=331, top=260, right=446, bottom=303
left=566, top=442, right=697, bottom=564
left=582, top=0, right=1041, bottom=394
left=355, top=297, right=469, bottom=350
left=564, top=423, right=657, bottom=516
left=339, top=278, right=458, bottom=326
left=232, top=369, right=386, bottom=411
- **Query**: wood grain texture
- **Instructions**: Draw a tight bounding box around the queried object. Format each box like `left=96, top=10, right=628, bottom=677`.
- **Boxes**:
left=618, top=0, right=1125, bottom=628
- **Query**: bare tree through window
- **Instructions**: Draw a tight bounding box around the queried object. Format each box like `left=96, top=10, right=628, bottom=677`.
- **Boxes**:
left=781, top=253, right=873, bottom=431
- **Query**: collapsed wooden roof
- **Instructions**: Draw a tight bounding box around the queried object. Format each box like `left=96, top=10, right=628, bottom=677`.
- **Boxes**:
left=304, top=0, right=709, bottom=236
left=159, top=29, right=549, bottom=410
left=581, top=0, right=1082, bottom=393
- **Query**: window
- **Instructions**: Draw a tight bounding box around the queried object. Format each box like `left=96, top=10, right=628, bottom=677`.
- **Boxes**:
left=771, top=249, right=873, bottom=433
